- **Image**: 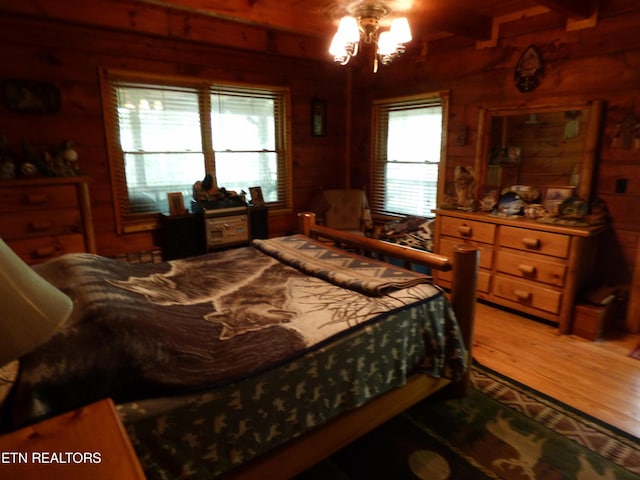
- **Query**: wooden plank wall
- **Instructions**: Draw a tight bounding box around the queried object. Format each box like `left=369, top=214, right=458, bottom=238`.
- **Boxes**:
left=0, top=10, right=348, bottom=255
left=1, top=0, right=640, bottom=329
left=348, top=0, right=640, bottom=331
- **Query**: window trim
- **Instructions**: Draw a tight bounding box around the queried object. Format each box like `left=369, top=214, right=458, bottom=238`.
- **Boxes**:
left=99, top=68, right=292, bottom=234
left=370, top=90, right=449, bottom=218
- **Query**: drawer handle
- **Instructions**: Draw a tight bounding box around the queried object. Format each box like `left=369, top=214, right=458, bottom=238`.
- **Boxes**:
left=30, top=221, right=53, bottom=232
left=457, top=225, right=472, bottom=237
left=521, top=237, right=540, bottom=249
left=517, top=263, right=536, bottom=275
left=25, top=194, right=50, bottom=205
left=514, top=289, right=531, bottom=301
left=34, top=246, right=56, bottom=258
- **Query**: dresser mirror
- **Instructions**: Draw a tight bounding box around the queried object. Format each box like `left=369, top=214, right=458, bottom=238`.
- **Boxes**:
left=474, top=100, right=602, bottom=206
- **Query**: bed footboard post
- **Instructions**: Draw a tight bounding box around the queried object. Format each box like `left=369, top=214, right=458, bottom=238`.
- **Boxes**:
left=297, top=212, right=316, bottom=236
left=449, top=244, right=479, bottom=395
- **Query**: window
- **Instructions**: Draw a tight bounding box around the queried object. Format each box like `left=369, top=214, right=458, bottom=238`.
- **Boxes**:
left=371, top=92, right=448, bottom=217
left=101, top=69, right=291, bottom=232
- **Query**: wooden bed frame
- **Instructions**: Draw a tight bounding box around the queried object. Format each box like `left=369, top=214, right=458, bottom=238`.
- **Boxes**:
left=224, top=213, right=479, bottom=479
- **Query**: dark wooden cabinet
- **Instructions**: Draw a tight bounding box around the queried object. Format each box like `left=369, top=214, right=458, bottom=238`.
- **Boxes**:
left=160, top=213, right=206, bottom=260
left=249, top=205, right=269, bottom=239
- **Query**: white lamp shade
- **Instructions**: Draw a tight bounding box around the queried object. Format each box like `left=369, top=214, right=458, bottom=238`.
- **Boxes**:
left=0, top=239, right=72, bottom=365
left=390, top=17, right=412, bottom=44
left=377, top=31, right=397, bottom=55
left=329, top=32, right=348, bottom=56
left=336, top=16, right=360, bottom=43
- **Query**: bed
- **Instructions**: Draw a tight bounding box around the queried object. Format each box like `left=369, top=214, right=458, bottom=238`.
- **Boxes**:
left=3, top=212, right=478, bottom=479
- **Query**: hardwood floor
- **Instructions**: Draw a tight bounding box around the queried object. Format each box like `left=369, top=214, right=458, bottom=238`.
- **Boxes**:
left=472, top=301, right=640, bottom=438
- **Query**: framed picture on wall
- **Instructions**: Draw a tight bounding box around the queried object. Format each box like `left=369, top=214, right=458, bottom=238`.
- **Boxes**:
left=311, top=99, right=326, bottom=136
left=1, top=79, right=61, bottom=113
left=167, top=192, right=187, bottom=215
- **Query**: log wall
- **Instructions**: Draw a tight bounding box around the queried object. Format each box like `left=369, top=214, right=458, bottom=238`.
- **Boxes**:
left=0, top=11, right=348, bottom=254
left=1, top=0, right=640, bottom=329
left=348, top=0, right=640, bottom=331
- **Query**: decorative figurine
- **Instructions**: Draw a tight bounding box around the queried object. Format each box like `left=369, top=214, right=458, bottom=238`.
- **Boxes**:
left=193, top=173, right=220, bottom=201
left=0, top=135, right=16, bottom=179
left=43, top=140, right=80, bottom=177
left=454, top=165, right=476, bottom=210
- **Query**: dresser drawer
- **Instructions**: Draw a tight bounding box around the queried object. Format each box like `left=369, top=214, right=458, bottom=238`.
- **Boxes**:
left=439, top=268, right=491, bottom=293
left=6, top=235, right=86, bottom=264
left=440, top=236, right=493, bottom=270
left=439, top=216, right=496, bottom=244
left=0, top=184, right=79, bottom=213
left=0, top=209, right=83, bottom=239
left=499, top=226, right=570, bottom=258
left=495, top=249, right=567, bottom=287
left=493, top=275, right=562, bottom=314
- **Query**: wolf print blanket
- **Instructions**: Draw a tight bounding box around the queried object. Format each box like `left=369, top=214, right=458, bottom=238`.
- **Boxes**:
left=252, top=235, right=432, bottom=295
left=8, top=238, right=458, bottom=428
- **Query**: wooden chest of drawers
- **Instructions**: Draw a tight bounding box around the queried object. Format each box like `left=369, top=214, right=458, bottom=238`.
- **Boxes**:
left=0, top=177, right=95, bottom=264
left=433, top=209, right=606, bottom=333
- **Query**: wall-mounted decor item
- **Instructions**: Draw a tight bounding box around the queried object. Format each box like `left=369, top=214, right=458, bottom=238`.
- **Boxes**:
left=514, top=45, right=544, bottom=93
left=1, top=79, right=61, bottom=113
left=311, top=99, right=326, bottom=136
left=612, top=113, right=640, bottom=149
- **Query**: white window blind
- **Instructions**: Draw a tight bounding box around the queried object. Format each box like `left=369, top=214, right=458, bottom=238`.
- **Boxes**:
left=210, top=86, right=286, bottom=205
left=371, top=93, right=447, bottom=217
left=102, top=70, right=291, bottom=232
left=115, top=83, right=205, bottom=214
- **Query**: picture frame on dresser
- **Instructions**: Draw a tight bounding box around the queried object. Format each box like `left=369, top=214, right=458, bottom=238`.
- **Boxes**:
left=544, top=185, right=575, bottom=215
left=167, top=192, right=187, bottom=216
left=249, top=186, right=264, bottom=206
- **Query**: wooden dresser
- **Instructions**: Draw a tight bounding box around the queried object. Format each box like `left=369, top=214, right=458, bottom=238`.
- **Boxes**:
left=0, top=177, right=95, bottom=264
left=433, top=209, right=606, bottom=333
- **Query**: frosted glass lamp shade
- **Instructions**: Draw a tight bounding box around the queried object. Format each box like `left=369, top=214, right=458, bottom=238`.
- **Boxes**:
left=390, top=17, right=412, bottom=44
left=0, top=239, right=72, bottom=365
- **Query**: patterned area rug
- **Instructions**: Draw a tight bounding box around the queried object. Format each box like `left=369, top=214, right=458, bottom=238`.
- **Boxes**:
left=297, top=363, right=640, bottom=480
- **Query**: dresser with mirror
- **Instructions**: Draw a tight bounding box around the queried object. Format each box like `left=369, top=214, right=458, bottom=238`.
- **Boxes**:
left=433, top=100, right=607, bottom=333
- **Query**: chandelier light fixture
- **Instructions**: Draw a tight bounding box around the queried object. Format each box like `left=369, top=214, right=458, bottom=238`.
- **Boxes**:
left=329, top=2, right=412, bottom=73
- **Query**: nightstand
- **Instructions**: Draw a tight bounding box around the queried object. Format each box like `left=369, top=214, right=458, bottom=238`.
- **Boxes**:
left=0, top=398, right=145, bottom=479
left=160, top=212, right=206, bottom=260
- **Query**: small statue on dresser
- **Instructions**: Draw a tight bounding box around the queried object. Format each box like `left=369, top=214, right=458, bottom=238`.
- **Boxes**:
left=43, top=140, right=80, bottom=177
left=193, top=173, right=220, bottom=201
left=454, top=165, right=476, bottom=210
left=0, top=137, right=15, bottom=179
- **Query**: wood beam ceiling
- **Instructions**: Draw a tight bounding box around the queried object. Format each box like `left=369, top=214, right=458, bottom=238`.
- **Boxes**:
left=535, top=0, right=598, bottom=19
left=0, top=0, right=600, bottom=55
